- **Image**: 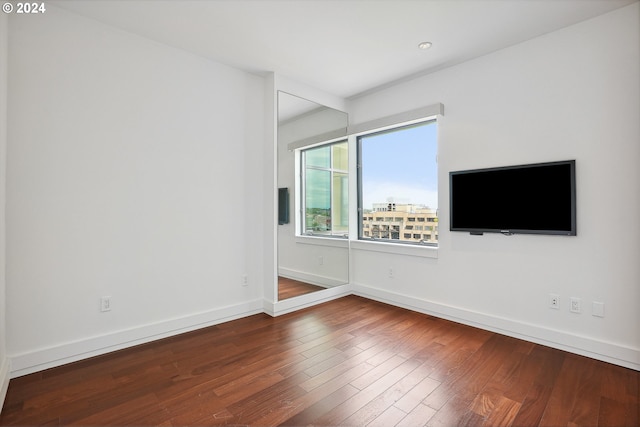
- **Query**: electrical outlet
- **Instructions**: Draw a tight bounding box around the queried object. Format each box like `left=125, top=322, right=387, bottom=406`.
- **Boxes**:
left=318, top=256, right=324, bottom=265
left=100, top=296, right=112, bottom=312
left=570, top=297, right=581, bottom=313
left=388, top=267, right=394, bottom=278
left=241, top=274, right=248, bottom=286
left=549, top=293, right=560, bottom=309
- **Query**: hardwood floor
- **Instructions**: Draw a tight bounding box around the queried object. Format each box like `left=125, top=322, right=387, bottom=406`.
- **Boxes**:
left=278, top=276, right=325, bottom=300
left=1, top=296, right=638, bottom=426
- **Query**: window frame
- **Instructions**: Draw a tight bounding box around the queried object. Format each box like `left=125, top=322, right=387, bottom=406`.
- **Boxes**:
left=298, top=138, right=349, bottom=238
left=356, top=119, right=438, bottom=247
left=292, top=108, right=441, bottom=259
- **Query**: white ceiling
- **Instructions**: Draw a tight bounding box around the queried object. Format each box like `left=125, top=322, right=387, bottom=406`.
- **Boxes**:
left=51, top=0, right=637, bottom=99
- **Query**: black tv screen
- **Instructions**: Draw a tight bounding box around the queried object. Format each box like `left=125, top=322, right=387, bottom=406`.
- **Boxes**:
left=278, top=187, right=290, bottom=225
left=449, top=160, right=576, bottom=236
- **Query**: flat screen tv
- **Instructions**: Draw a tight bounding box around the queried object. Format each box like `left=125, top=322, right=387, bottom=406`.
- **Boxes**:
left=449, top=160, right=576, bottom=236
left=278, top=187, right=290, bottom=225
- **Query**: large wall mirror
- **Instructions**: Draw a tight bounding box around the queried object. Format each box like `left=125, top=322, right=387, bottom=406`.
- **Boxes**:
left=277, top=91, right=349, bottom=301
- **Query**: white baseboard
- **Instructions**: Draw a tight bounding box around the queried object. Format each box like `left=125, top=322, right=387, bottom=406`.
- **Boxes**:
left=8, top=287, right=639, bottom=378
left=9, top=299, right=263, bottom=378
left=268, top=284, right=352, bottom=317
left=0, top=356, right=10, bottom=413
left=278, top=267, right=347, bottom=288
left=352, top=283, right=640, bottom=371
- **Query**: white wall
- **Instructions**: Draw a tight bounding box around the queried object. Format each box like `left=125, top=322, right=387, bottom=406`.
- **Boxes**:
left=348, top=3, right=640, bottom=369
left=6, top=6, right=265, bottom=376
left=0, top=10, right=10, bottom=410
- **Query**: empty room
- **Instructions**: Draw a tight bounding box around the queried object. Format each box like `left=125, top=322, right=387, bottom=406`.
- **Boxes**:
left=0, top=0, right=638, bottom=426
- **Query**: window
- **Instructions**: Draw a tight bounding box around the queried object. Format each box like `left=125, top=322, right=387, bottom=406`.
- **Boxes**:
left=358, top=120, right=438, bottom=245
left=300, top=140, right=348, bottom=236
left=296, top=115, right=439, bottom=251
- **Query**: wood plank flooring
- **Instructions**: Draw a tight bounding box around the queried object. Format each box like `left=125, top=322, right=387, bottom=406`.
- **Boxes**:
left=1, top=296, right=638, bottom=426
left=278, top=276, right=325, bottom=300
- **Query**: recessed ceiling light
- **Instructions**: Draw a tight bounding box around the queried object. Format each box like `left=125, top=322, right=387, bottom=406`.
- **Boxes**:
left=418, top=41, right=433, bottom=50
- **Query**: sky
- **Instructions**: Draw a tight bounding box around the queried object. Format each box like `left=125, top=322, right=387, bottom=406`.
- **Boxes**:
left=360, top=121, right=438, bottom=210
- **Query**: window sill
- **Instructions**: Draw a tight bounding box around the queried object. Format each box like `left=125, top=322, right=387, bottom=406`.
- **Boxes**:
left=295, top=235, right=350, bottom=248
left=293, top=236, right=438, bottom=258
left=350, top=240, right=438, bottom=259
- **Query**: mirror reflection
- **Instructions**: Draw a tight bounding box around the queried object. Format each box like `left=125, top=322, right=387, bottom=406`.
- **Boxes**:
left=277, top=91, right=349, bottom=300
